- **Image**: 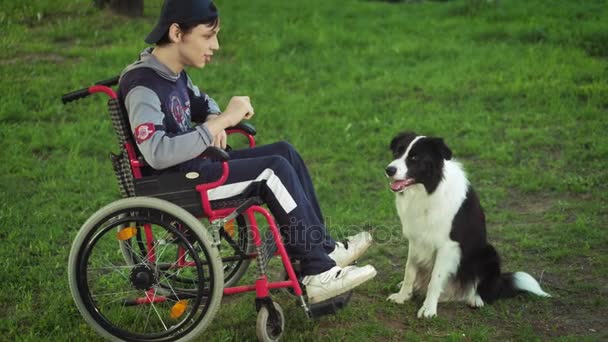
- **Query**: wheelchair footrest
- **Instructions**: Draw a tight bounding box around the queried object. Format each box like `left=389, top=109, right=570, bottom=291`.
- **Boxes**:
left=307, top=290, right=353, bottom=319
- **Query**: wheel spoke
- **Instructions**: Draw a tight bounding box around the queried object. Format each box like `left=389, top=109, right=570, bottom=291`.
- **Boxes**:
left=148, top=293, right=169, bottom=331
left=92, top=289, right=140, bottom=299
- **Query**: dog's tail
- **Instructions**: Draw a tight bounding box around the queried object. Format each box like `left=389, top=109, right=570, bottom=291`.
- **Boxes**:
left=475, top=245, right=551, bottom=303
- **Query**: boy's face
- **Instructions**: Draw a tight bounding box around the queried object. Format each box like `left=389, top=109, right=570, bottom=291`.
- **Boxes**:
left=178, top=23, right=220, bottom=68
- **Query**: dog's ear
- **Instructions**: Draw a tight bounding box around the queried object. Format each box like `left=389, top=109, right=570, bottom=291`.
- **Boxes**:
left=429, top=137, right=452, bottom=160
left=390, top=131, right=417, bottom=153
left=389, top=135, right=401, bottom=153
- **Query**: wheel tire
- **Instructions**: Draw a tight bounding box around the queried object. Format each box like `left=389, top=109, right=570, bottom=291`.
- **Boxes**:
left=68, top=197, right=224, bottom=341
left=256, top=302, right=285, bottom=342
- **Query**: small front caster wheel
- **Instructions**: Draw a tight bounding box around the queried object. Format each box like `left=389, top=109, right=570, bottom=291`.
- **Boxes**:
left=256, top=302, right=285, bottom=342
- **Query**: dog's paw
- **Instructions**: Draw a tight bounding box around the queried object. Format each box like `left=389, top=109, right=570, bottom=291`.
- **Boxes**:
left=417, top=302, right=438, bottom=318
left=387, top=292, right=412, bottom=304
left=467, top=295, right=484, bottom=308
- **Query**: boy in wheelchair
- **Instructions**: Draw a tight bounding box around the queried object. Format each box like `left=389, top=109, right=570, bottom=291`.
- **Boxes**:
left=118, top=0, right=377, bottom=305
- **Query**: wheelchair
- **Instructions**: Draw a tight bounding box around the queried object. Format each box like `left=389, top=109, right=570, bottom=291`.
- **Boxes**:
left=62, top=77, right=352, bottom=341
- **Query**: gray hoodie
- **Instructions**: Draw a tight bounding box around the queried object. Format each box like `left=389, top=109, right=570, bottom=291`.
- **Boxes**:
left=118, top=48, right=221, bottom=170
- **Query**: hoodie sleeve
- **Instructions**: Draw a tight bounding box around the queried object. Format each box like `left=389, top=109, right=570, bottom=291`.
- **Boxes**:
left=186, top=74, right=221, bottom=122
left=124, top=85, right=215, bottom=170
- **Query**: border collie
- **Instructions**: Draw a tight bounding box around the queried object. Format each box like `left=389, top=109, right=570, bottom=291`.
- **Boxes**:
left=385, top=132, right=550, bottom=318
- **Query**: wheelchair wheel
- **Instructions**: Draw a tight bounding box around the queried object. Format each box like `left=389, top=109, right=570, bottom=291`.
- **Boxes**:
left=68, top=197, right=224, bottom=342
left=256, top=302, right=285, bottom=342
left=218, top=214, right=254, bottom=287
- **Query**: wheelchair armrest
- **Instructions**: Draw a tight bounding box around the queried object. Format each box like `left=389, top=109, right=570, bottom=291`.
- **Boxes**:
left=200, top=146, right=230, bottom=161
left=227, top=122, right=256, bottom=136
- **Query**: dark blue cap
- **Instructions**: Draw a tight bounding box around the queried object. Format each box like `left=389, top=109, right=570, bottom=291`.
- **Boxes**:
left=145, top=0, right=219, bottom=44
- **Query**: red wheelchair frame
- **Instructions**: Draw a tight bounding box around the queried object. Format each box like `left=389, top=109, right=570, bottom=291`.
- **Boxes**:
left=63, top=78, right=314, bottom=341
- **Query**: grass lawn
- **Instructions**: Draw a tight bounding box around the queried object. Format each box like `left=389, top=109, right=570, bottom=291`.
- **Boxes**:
left=1, top=0, right=607, bottom=340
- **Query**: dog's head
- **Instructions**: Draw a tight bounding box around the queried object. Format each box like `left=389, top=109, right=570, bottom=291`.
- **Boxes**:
left=386, top=131, right=452, bottom=195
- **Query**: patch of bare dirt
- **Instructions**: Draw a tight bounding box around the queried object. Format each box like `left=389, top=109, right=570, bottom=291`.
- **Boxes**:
left=501, top=191, right=595, bottom=221
left=500, top=191, right=556, bottom=217
left=545, top=300, right=607, bottom=337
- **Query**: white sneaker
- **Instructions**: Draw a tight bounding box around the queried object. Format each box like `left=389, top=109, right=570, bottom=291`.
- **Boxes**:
left=329, top=232, right=373, bottom=267
left=302, top=265, right=377, bottom=304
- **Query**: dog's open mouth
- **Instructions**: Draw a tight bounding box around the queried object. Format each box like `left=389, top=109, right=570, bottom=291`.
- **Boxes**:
left=390, top=178, right=415, bottom=192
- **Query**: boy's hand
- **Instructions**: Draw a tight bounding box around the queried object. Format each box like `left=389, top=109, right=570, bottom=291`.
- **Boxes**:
left=213, top=129, right=227, bottom=149
left=223, top=96, right=254, bottom=126
left=206, top=115, right=228, bottom=149
left=203, top=96, right=255, bottom=139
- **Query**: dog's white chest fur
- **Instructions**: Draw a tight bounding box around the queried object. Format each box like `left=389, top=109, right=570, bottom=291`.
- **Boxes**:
left=396, top=161, right=468, bottom=244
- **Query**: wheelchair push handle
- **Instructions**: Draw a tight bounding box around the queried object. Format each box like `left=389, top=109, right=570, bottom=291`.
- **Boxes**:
left=61, top=76, right=119, bottom=104
left=94, top=76, right=120, bottom=87
left=61, top=88, right=91, bottom=104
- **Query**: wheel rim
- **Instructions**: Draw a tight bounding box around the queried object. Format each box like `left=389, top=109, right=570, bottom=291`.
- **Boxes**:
left=74, top=207, right=217, bottom=341
left=266, top=312, right=283, bottom=340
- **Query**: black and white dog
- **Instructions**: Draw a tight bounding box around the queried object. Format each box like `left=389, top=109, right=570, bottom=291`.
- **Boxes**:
left=385, top=132, right=550, bottom=318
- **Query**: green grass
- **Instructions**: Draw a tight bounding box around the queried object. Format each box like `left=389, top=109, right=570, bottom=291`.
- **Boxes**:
left=1, top=0, right=607, bottom=340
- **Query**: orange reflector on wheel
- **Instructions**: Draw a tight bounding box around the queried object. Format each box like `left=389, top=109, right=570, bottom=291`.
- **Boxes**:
left=224, top=219, right=236, bottom=237
left=117, top=227, right=137, bottom=240
left=170, top=300, right=188, bottom=319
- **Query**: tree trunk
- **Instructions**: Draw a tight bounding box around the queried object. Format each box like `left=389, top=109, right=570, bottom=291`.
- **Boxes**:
left=110, top=0, right=143, bottom=17
left=94, top=0, right=144, bottom=17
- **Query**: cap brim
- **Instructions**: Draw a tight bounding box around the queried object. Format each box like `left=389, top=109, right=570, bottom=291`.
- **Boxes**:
left=144, top=23, right=170, bottom=44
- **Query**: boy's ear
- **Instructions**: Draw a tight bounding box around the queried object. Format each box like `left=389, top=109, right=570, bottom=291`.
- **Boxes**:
left=168, top=23, right=182, bottom=43
left=429, top=137, right=452, bottom=160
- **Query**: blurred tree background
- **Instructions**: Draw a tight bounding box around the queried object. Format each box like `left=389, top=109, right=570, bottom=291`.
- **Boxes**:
left=93, top=0, right=143, bottom=17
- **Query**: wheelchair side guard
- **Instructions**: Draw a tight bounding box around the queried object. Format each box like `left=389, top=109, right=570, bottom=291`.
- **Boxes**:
left=134, top=172, right=207, bottom=216
left=133, top=169, right=264, bottom=216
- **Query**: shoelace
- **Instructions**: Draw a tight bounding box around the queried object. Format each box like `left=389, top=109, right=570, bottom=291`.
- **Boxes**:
left=317, top=266, right=343, bottom=283
left=335, top=240, right=350, bottom=251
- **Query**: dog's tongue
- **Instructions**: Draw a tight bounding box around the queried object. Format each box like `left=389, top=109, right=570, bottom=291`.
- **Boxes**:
left=390, top=178, right=415, bottom=191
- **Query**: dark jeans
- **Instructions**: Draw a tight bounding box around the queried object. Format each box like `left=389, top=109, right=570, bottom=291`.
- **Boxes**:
left=178, top=141, right=336, bottom=276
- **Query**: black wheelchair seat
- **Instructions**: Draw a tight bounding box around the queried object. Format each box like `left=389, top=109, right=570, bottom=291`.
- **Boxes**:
left=134, top=171, right=263, bottom=217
